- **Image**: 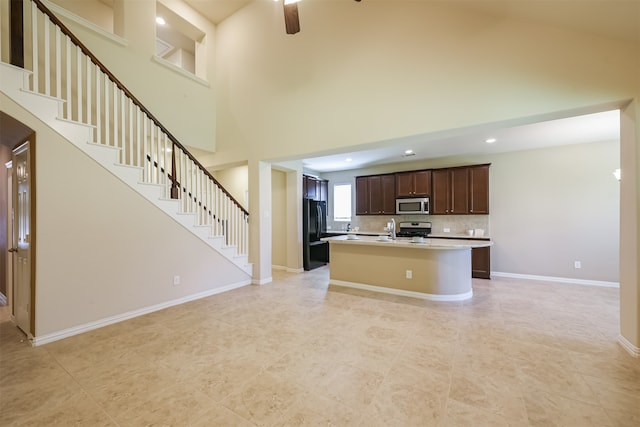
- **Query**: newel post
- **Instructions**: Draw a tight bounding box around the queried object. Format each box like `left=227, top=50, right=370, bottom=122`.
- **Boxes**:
left=10, top=0, right=24, bottom=68
left=170, top=142, right=179, bottom=199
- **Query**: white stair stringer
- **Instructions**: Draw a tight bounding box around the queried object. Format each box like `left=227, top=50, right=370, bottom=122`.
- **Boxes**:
left=1, top=62, right=252, bottom=276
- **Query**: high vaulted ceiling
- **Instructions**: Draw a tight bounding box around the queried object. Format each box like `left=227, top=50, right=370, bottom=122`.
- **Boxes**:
left=182, top=0, right=253, bottom=24
left=180, top=1, right=633, bottom=171
left=182, top=0, right=640, bottom=44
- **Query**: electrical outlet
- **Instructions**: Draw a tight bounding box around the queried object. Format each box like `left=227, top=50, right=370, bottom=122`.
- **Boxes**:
left=173, top=275, right=181, bottom=286
left=443, top=228, right=450, bottom=233
left=574, top=261, right=581, bottom=269
left=406, top=270, right=412, bottom=279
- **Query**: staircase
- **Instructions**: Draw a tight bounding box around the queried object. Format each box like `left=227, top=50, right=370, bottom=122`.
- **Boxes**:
left=0, top=0, right=251, bottom=276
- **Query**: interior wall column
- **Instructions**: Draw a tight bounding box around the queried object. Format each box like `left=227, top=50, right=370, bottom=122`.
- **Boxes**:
left=248, top=159, right=272, bottom=285
left=285, top=165, right=303, bottom=272
left=619, top=99, right=640, bottom=355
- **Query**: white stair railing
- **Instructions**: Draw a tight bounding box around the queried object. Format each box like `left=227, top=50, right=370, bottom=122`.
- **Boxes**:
left=15, top=0, right=249, bottom=256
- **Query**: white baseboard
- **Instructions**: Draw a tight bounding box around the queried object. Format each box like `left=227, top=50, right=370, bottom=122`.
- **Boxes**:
left=272, top=265, right=304, bottom=273
left=491, top=271, right=619, bottom=288
left=31, top=279, right=251, bottom=346
left=252, top=277, right=273, bottom=285
left=618, top=334, right=640, bottom=357
left=0, top=292, right=7, bottom=306
left=329, top=279, right=473, bottom=302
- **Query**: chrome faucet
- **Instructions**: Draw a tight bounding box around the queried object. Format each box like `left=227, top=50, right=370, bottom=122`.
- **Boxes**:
left=390, top=218, right=396, bottom=240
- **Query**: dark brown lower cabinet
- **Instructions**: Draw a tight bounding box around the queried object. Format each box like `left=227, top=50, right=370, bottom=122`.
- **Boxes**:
left=471, top=246, right=491, bottom=279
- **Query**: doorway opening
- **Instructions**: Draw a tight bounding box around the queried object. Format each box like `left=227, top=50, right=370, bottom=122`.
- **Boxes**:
left=0, top=112, right=35, bottom=337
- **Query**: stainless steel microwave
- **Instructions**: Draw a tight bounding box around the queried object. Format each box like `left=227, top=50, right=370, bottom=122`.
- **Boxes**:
left=396, top=197, right=430, bottom=215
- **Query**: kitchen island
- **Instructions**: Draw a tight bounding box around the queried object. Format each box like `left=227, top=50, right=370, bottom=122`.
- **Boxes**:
left=322, top=235, right=492, bottom=301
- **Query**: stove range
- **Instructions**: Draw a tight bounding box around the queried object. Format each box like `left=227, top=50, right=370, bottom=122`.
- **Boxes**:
left=396, top=221, right=432, bottom=238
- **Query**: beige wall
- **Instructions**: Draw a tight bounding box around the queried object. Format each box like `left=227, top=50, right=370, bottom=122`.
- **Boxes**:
left=322, top=140, right=620, bottom=283
left=46, top=0, right=218, bottom=153
left=271, top=169, right=287, bottom=268
left=49, top=0, right=114, bottom=32
left=212, top=164, right=248, bottom=209
left=209, top=1, right=638, bottom=167
left=620, top=101, right=640, bottom=350
left=1, top=92, right=250, bottom=339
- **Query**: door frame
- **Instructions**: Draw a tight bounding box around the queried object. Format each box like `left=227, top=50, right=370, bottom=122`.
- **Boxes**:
left=10, top=135, right=36, bottom=338
left=4, top=160, right=12, bottom=310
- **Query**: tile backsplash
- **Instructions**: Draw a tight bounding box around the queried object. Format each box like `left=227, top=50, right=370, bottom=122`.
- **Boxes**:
left=329, top=215, right=490, bottom=236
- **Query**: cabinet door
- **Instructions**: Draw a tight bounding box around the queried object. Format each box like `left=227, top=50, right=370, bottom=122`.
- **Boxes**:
left=355, top=176, right=370, bottom=215
left=368, top=175, right=383, bottom=214
left=469, top=165, right=489, bottom=214
left=431, top=169, right=450, bottom=214
left=395, top=172, right=414, bottom=197
left=472, top=246, right=491, bottom=279
left=302, top=175, right=308, bottom=199
left=305, top=176, right=317, bottom=200
left=450, top=168, right=469, bottom=214
left=413, top=170, right=431, bottom=196
left=319, top=180, right=329, bottom=204
left=381, top=174, right=396, bottom=214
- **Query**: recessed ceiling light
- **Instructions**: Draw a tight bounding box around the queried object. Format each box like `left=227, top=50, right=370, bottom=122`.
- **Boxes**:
left=345, top=158, right=353, bottom=162
left=404, top=149, right=414, bottom=155
left=156, top=17, right=166, bottom=25
left=485, top=138, right=497, bottom=144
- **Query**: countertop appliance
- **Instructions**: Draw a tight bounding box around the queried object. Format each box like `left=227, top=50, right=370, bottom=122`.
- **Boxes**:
left=396, top=197, right=429, bottom=215
left=303, top=198, right=329, bottom=270
left=396, top=221, right=432, bottom=238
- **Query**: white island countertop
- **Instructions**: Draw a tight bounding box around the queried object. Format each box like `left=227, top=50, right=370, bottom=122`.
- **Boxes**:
left=322, top=235, right=492, bottom=250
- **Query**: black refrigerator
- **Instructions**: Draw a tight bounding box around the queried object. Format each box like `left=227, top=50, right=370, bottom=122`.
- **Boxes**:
left=303, top=198, right=329, bottom=271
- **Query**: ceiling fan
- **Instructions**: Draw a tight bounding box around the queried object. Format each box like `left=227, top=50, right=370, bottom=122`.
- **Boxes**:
left=282, top=0, right=362, bottom=35
left=282, top=0, right=301, bottom=34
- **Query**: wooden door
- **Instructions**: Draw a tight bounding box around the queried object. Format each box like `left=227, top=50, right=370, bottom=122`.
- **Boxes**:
left=12, top=142, right=31, bottom=336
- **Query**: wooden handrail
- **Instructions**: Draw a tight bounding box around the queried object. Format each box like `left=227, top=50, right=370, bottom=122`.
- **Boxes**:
left=31, top=0, right=248, bottom=216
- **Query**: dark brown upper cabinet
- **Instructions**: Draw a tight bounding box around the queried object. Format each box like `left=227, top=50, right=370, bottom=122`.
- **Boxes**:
left=468, top=165, right=490, bottom=214
left=432, top=165, right=489, bottom=215
left=395, top=170, right=431, bottom=197
left=355, top=176, right=370, bottom=215
left=303, top=174, right=328, bottom=203
left=356, top=174, right=396, bottom=215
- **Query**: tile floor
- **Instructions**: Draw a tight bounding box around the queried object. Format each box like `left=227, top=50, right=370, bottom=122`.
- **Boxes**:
left=1, top=267, right=639, bottom=426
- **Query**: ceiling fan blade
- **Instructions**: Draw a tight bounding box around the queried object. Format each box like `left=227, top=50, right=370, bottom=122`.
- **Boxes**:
left=283, top=3, right=300, bottom=34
